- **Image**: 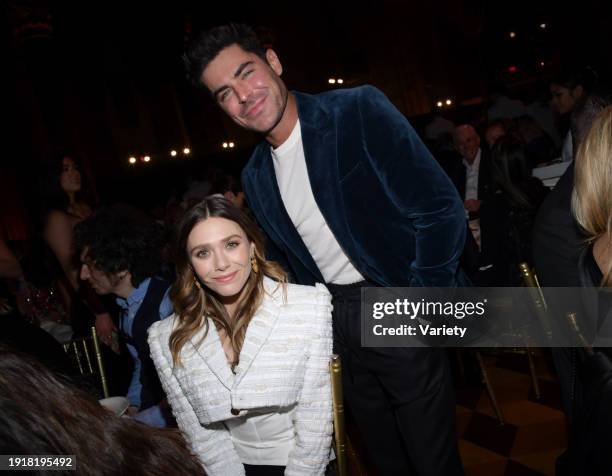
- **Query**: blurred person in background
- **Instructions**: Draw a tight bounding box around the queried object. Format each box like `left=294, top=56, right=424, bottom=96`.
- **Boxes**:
left=569, top=105, right=612, bottom=476
left=74, top=205, right=173, bottom=427
left=38, top=154, right=116, bottom=344
left=209, top=171, right=246, bottom=209
left=0, top=347, right=205, bottom=476
left=550, top=67, right=597, bottom=162
left=478, top=135, right=548, bottom=285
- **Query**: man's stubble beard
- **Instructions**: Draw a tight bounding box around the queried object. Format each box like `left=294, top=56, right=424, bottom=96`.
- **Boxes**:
left=257, top=82, right=289, bottom=137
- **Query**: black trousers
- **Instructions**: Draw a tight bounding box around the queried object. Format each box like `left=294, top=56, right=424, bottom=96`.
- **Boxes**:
left=327, top=281, right=464, bottom=476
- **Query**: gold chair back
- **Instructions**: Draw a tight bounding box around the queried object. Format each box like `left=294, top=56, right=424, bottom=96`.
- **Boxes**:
left=515, top=263, right=547, bottom=399
left=63, top=326, right=109, bottom=398
left=566, top=311, right=594, bottom=355
left=519, top=262, right=553, bottom=338
left=330, top=354, right=347, bottom=476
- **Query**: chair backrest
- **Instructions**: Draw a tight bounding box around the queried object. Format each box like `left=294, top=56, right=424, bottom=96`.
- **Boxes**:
left=519, top=262, right=554, bottom=339
left=63, top=326, right=109, bottom=398
left=330, top=354, right=347, bottom=476
left=566, top=311, right=595, bottom=355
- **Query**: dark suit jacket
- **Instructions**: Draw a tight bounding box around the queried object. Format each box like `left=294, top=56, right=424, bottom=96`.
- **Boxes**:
left=242, top=85, right=466, bottom=287
left=533, top=163, right=585, bottom=287
left=445, top=147, right=493, bottom=204
left=477, top=178, right=549, bottom=286
left=533, top=163, right=586, bottom=425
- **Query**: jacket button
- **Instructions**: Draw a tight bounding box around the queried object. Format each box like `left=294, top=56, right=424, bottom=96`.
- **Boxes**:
left=230, top=408, right=240, bottom=415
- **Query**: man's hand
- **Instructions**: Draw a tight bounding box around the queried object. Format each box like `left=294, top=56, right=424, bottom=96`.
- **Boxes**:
left=95, top=313, right=118, bottom=352
left=464, top=199, right=482, bottom=213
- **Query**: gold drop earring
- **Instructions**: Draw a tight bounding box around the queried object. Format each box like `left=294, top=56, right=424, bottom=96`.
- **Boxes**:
left=193, top=272, right=202, bottom=289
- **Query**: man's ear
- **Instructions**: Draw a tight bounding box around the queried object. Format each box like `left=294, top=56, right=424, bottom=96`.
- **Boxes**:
left=266, top=49, right=283, bottom=76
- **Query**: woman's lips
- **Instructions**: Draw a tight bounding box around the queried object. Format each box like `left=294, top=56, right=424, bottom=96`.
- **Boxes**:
left=214, top=271, right=238, bottom=283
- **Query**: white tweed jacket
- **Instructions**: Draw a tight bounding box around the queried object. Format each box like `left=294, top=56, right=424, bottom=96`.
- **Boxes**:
left=148, top=277, right=333, bottom=476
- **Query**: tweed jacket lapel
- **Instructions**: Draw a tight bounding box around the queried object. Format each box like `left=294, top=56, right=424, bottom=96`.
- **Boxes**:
left=188, top=320, right=235, bottom=391
left=233, top=277, right=282, bottom=387
left=186, top=278, right=282, bottom=390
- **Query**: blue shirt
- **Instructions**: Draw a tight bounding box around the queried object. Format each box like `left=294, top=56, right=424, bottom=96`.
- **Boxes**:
left=116, top=277, right=173, bottom=426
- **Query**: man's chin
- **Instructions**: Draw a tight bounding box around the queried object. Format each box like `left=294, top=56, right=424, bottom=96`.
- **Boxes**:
left=238, top=116, right=275, bottom=135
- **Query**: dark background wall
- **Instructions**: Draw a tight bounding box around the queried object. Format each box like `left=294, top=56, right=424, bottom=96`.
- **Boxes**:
left=2, top=0, right=611, bottom=238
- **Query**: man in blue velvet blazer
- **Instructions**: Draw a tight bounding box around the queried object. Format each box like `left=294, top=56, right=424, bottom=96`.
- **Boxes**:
left=242, top=85, right=467, bottom=289
left=185, top=23, right=465, bottom=475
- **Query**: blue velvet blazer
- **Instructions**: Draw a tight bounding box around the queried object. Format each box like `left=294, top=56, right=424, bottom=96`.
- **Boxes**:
left=242, top=85, right=466, bottom=287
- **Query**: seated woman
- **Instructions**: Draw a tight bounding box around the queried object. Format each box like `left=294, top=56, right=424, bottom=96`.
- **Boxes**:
left=572, top=105, right=612, bottom=340
left=570, top=105, right=612, bottom=476
left=148, top=196, right=333, bottom=476
left=573, top=105, right=612, bottom=288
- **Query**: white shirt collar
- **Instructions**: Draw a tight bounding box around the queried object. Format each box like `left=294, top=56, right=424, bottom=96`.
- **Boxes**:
left=463, top=148, right=481, bottom=170
left=272, top=119, right=301, bottom=155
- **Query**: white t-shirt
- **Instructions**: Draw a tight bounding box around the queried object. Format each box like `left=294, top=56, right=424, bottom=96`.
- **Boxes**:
left=271, top=120, right=364, bottom=285
left=225, top=406, right=296, bottom=466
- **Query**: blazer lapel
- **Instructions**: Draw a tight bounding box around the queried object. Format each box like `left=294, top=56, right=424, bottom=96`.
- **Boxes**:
left=188, top=320, right=234, bottom=391
left=295, top=92, right=359, bottom=262
left=233, top=278, right=282, bottom=387
left=250, top=143, right=324, bottom=281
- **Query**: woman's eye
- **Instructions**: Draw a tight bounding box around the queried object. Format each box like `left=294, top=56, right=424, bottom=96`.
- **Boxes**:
left=196, top=249, right=209, bottom=258
left=226, top=241, right=239, bottom=249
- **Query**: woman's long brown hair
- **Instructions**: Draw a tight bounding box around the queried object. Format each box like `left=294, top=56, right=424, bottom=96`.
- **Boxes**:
left=170, top=196, right=287, bottom=368
left=0, top=347, right=205, bottom=476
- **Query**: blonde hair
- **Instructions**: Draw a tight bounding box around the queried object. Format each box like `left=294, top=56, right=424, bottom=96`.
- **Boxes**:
left=572, top=106, right=612, bottom=285
left=169, top=197, right=287, bottom=368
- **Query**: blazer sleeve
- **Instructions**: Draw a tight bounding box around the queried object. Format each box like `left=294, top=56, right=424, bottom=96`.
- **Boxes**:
left=147, top=321, right=245, bottom=476
left=285, top=284, right=334, bottom=475
left=356, top=85, right=466, bottom=287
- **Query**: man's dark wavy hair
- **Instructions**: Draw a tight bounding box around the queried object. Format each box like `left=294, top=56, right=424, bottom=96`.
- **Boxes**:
left=72, top=204, right=164, bottom=287
left=183, top=23, right=266, bottom=88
